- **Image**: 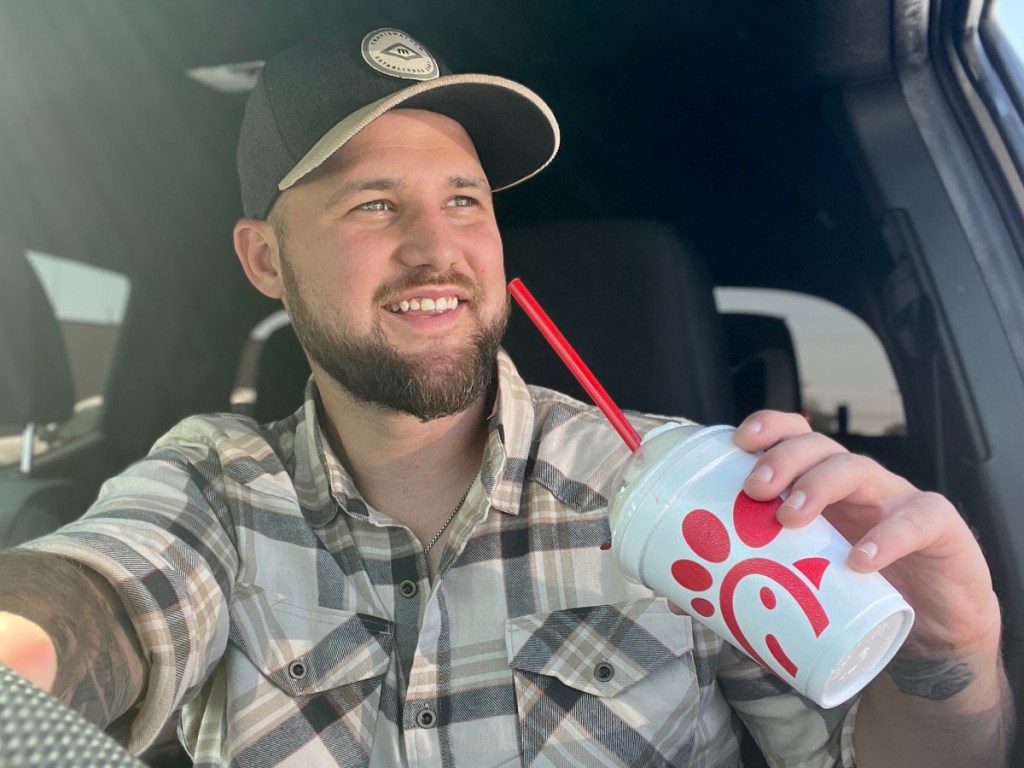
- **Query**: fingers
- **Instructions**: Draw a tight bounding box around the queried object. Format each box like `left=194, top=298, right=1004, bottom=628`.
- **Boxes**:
left=736, top=410, right=845, bottom=518
left=749, top=447, right=913, bottom=524
left=741, top=431, right=847, bottom=511
left=732, top=410, right=972, bottom=577
left=846, top=491, right=968, bottom=572
left=734, top=410, right=813, bottom=451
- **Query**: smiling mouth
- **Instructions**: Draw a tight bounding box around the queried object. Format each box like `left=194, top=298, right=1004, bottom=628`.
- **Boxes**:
left=387, top=296, right=460, bottom=314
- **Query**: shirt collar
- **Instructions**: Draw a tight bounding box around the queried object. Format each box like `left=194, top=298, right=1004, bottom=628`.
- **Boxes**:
left=291, top=378, right=365, bottom=528
left=481, top=348, right=536, bottom=516
left=292, top=348, right=537, bottom=528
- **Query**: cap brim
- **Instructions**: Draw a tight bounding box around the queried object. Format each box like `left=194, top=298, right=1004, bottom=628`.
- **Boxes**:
left=277, top=73, right=560, bottom=193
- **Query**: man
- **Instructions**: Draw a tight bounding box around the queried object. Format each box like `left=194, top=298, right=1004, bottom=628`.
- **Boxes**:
left=0, top=28, right=1014, bottom=767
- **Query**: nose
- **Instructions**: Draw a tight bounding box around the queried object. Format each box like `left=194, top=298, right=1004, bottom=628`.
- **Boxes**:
left=395, top=206, right=460, bottom=271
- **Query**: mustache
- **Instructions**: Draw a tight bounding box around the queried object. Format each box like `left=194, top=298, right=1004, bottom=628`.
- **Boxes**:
left=374, top=267, right=479, bottom=305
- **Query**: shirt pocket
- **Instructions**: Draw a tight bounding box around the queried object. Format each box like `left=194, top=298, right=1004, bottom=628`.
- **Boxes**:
left=506, top=598, right=700, bottom=768
left=229, top=585, right=394, bottom=694
left=214, top=585, right=394, bottom=763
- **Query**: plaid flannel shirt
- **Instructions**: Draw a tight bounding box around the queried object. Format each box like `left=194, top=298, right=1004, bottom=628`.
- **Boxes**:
left=22, top=350, right=858, bottom=767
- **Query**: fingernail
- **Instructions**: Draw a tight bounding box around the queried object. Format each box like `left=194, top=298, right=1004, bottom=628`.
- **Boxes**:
left=781, top=489, right=806, bottom=511
left=748, top=464, right=773, bottom=484
left=855, top=541, right=879, bottom=561
left=741, top=419, right=763, bottom=435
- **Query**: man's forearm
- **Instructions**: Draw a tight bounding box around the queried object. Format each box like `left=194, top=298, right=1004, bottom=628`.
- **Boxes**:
left=0, top=551, right=147, bottom=727
left=854, top=634, right=1015, bottom=767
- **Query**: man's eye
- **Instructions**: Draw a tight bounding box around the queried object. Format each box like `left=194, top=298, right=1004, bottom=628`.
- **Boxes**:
left=356, top=200, right=393, bottom=212
left=446, top=195, right=477, bottom=208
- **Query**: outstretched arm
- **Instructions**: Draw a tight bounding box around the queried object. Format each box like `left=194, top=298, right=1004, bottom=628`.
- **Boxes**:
left=736, top=410, right=1015, bottom=768
left=0, top=551, right=148, bottom=728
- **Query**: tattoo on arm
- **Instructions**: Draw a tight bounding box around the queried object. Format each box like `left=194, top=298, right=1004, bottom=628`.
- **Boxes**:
left=0, top=552, right=147, bottom=727
left=887, top=656, right=975, bottom=701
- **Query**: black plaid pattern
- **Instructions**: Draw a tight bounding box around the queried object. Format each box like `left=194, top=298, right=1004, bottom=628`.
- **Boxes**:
left=20, top=350, right=858, bottom=767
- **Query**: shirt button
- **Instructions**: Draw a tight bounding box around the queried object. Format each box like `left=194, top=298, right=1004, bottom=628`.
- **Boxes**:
left=594, top=661, right=615, bottom=682
left=398, top=579, right=418, bottom=598
left=288, top=659, right=308, bottom=680
left=415, top=705, right=437, bottom=729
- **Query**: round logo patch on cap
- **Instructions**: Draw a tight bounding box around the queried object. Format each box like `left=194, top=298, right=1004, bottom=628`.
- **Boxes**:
left=361, top=29, right=439, bottom=81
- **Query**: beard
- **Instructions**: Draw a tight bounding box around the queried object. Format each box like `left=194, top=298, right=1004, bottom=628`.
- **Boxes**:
left=278, top=248, right=508, bottom=422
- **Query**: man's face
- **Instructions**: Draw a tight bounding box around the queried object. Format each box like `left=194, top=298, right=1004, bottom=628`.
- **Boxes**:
left=270, top=109, right=509, bottom=420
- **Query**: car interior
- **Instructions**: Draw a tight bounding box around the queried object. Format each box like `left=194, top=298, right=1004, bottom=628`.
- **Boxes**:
left=0, top=1, right=1022, bottom=765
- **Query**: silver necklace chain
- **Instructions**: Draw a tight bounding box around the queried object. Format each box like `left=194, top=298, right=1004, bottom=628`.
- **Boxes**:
left=423, top=478, right=475, bottom=553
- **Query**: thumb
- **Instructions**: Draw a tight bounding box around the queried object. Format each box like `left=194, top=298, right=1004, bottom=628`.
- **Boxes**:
left=0, top=611, right=57, bottom=691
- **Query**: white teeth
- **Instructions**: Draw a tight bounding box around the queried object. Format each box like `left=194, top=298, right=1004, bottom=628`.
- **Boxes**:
left=389, top=296, right=460, bottom=313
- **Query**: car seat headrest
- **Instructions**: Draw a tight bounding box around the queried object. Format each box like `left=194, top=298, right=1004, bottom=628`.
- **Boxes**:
left=723, top=312, right=802, bottom=417
left=0, top=250, right=75, bottom=426
left=501, top=219, right=736, bottom=425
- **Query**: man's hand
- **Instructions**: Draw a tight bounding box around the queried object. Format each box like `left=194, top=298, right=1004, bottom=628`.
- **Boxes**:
left=733, top=410, right=1014, bottom=767
left=0, top=611, right=57, bottom=690
left=734, top=410, right=1000, bottom=655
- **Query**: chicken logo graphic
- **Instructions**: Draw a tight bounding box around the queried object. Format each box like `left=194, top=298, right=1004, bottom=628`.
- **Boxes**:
left=670, top=491, right=831, bottom=678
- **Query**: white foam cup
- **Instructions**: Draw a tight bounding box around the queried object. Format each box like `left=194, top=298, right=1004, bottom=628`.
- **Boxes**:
left=609, top=423, right=914, bottom=708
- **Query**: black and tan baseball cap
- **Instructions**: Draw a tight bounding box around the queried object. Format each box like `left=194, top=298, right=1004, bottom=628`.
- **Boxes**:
left=237, top=28, right=560, bottom=219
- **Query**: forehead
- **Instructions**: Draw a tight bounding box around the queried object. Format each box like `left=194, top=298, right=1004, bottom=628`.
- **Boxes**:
left=272, top=109, right=489, bottom=220
left=323, top=109, right=483, bottom=175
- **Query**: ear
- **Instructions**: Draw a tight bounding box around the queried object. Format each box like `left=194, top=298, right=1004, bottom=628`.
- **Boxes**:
left=234, top=217, right=284, bottom=299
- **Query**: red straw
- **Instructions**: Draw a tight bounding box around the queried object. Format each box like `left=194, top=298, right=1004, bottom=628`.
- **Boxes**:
left=508, top=278, right=642, bottom=452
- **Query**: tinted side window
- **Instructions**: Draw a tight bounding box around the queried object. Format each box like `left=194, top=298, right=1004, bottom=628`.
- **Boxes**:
left=992, top=1, right=1023, bottom=66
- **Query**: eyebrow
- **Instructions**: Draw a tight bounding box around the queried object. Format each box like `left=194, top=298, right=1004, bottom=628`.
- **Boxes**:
left=322, top=178, right=399, bottom=211
left=450, top=175, right=492, bottom=194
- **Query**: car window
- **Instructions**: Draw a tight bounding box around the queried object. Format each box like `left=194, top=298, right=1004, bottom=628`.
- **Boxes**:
left=0, top=251, right=130, bottom=468
left=989, top=0, right=1024, bottom=156
left=968, top=0, right=1024, bottom=236
left=993, top=0, right=1023, bottom=57
left=715, top=288, right=906, bottom=436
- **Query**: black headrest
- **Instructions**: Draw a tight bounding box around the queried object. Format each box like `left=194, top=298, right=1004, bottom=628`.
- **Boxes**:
left=723, top=312, right=802, bottom=417
left=0, top=250, right=75, bottom=425
left=502, top=219, right=736, bottom=425
left=252, top=322, right=310, bottom=423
